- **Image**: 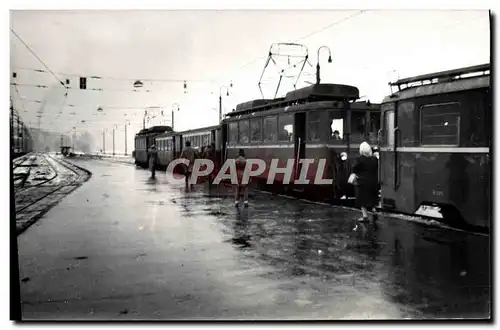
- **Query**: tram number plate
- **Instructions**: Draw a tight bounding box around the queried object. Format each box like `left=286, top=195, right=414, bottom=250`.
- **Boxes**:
left=414, top=205, right=443, bottom=218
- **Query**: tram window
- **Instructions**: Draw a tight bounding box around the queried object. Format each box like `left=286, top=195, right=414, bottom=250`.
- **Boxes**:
left=307, top=111, right=321, bottom=141
left=251, top=118, right=262, bottom=142
left=239, top=120, right=250, bottom=143
left=329, top=111, right=344, bottom=141
left=229, top=122, right=238, bottom=144
left=263, top=116, right=278, bottom=142
left=368, top=112, right=381, bottom=145
left=420, top=102, right=460, bottom=146
left=350, top=111, right=366, bottom=143
left=201, top=134, right=208, bottom=147
left=278, top=114, right=293, bottom=141
left=385, top=111, right=395, bottom=147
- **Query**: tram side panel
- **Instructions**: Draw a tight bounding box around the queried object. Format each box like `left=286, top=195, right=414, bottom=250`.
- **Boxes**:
left=414, top=90, right=490, bottom=229
left=380, top=88, right=491, bottom=229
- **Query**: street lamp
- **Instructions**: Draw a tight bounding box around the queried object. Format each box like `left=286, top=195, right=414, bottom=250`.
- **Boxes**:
left=133, top=80, right=143, bottom=88
left=97, top=106, right=103, bottom=112
left=316, top=45, right=332, bottom=85
left=219, top=86, right=230, bottom=123
left=171, top=103, right=180, bottom=131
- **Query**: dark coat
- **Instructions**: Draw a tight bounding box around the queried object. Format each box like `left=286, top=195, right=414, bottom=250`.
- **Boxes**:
left=148, top=148, right=158, bottom=170
left=352, top=155, right=379, bottom=208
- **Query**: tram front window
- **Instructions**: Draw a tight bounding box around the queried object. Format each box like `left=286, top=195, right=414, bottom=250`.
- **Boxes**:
left=329, top=111, right=344, bottom=142
left=350, top=111, right=366, bottom=143
left=368, top=112, right=380, bottom=145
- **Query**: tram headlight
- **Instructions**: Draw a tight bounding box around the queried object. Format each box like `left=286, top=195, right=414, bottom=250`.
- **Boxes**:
left=340, top=152, right=348, bottom=161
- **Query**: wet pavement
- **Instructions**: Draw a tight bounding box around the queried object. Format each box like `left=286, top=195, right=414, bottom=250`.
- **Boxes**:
left=18, top=158, right=491, bottom=320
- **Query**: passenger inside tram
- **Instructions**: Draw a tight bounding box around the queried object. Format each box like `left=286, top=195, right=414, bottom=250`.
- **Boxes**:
left=329, top=113, right=344, bottom=141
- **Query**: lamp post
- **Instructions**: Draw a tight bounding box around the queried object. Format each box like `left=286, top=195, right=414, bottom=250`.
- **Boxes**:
left=72, top=126, right=76, bottom=151
left=219, top=86, right=230, bottom=123
left=125, top=120, right=130, bottom=156
left=112, top=125, right=116, bottom=156
left=102, top=128, right=106, bottom=154
left=316, top=45, right=332, bottom=85
left=171, top=103, right=180, bottom=131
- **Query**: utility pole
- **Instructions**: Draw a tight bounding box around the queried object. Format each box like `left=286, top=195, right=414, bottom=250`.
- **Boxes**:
left=219, top=94, right=222, bottom=123
left=9, top=97, right=21, bottom=320
left=124, top=123, right=127, bottom=156
left=103, top=129, right=106, bottom=154
left=16, top=113, right=20, bottom=152
left=10, top=98, right=14, bottom=155
left=172, top=110, right=174, bottom=131
left=219, top=86, right=229, bottom=123
left=112, top=126, right=115, bottom=156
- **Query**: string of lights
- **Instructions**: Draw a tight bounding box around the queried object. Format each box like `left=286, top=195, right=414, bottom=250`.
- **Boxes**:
left=10, top=82, right=158, bottom=93
left=12, top=67, right=216, bottom=84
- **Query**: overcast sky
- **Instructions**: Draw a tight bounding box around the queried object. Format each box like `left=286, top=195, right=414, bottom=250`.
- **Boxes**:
left=10, top=10, right=490, bottom=153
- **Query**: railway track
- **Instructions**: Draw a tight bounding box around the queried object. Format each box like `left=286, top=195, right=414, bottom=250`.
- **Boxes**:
left=12, top=153, right=39, bottom=188
left=15, top=154, right=91, bottom=235
left=14, top=153, right=58, bottom=192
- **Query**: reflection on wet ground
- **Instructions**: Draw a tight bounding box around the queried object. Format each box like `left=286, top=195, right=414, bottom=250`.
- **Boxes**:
left=169, top=180, right=490, bottom=319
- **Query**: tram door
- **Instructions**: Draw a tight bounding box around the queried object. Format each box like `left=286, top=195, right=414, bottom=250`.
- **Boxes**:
left=172, top=136, right=177, bottom=158
left=380, top=103, right=396, bottom=208
left=221, top=123, right=228, bottom=163
left=294, top=112, right=306, bottom=180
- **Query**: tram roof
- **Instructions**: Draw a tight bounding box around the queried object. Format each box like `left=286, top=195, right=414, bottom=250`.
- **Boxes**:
left=136, top=125, right=172, bottom=136
left=156, top=124, right=221, bottom=139
left=383, top=64, right=490, bottom=102
left=227, top=83, right=360, bottom=118
left=390, top=63, right=490, bottom=91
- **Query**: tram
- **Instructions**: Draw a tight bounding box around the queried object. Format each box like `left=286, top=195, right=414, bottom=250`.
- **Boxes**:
left=222, top=83, right=380, bottom=201
left=379, top=64, right=491, bottom=231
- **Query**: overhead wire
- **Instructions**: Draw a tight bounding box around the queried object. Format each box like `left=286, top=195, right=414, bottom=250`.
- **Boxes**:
left=10, top=28, right=66, bottom=88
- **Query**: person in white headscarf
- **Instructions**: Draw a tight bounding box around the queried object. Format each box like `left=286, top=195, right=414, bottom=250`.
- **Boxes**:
left=352, top=141, right=379, bottom=222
